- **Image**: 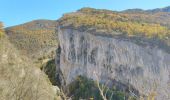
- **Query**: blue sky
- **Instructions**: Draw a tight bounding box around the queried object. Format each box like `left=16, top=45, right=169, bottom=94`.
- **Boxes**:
left=0, top=0, right=170, bottom=27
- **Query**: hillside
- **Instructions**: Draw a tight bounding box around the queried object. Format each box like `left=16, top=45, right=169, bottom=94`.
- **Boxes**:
left=5, top=7, right=170, bottom=58
left=60, top=8, right=170, bottom=39
left=0, top=34, right=61, bottom=100
left=1, top=6, right=170, bottom=100
left=122, top=7, right=170, bottom=29
left=124, top=6, right=170, bottom=13
left=5, top=20, right=58, bottom=60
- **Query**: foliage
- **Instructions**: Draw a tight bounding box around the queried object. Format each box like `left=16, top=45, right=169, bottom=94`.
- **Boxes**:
left=5, top=20, right=58, bottom=57
left=59, top=8, right=170, bottom=40
left=40, top=46, right=61, bottom=86
left=0, top=22, right=4, bottom=37
left=68, top=76, right=126, bottom=100
left=41, top=59, right=59, bottom=86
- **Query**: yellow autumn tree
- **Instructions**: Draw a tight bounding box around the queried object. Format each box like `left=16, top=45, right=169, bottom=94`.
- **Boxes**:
left=60, top=11, right=170, bottom=40
left=0, top=22, right=4, bottom=37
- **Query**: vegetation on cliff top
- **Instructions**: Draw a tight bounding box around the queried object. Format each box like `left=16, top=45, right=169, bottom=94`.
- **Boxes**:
left=59, top=8, right=170, bottom=40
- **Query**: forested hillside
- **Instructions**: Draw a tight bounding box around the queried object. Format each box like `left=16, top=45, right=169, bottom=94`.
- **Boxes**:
left=5, top=20, right=58, bottom=59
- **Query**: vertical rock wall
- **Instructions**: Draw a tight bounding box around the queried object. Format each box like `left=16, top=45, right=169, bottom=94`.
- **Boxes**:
left=58, top=28, right=170, bottom=99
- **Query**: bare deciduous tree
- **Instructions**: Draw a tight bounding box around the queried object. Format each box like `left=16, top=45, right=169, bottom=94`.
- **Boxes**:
left=93, top=71, right=114, bottom=100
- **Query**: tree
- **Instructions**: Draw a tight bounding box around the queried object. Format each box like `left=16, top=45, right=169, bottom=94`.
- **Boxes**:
left=0, top=22, right=4, bottom=37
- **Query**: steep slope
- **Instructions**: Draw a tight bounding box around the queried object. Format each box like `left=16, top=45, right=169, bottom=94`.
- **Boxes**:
left=5, top=20, right=58, bottom=61
left=57, top=8, right=170, bottom=100
left=0, top=35, right=61, bottom=100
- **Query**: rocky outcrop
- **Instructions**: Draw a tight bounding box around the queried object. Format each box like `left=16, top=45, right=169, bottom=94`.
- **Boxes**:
left=57, top=28, right=170, bottom=100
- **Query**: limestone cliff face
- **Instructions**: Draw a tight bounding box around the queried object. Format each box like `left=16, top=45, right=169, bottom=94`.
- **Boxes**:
left=58, top=28, right=170, bottom=99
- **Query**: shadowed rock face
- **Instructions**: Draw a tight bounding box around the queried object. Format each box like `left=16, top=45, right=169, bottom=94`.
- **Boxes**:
left=57, top=28, right=170, bottom=100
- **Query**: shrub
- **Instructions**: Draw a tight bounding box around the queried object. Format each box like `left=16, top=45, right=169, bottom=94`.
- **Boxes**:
left=68, top=76, right=126, bottom=100
left=41, top=59, right=58, bottom=85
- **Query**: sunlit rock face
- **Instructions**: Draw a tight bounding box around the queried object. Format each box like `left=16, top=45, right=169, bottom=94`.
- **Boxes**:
left=58, top=28, right=170, bottom=100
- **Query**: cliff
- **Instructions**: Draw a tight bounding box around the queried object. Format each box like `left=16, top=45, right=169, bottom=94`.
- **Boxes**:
left=58, top=27, right=170, bottom=99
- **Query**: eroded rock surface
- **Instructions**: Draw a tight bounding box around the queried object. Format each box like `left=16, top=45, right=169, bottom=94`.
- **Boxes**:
left=58, top=28, right=170, bottom=100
